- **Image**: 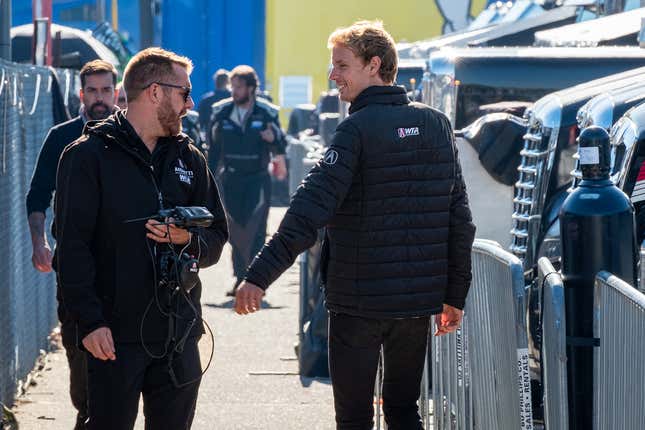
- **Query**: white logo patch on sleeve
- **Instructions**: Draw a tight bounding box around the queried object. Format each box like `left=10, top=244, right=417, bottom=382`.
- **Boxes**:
left=323, top=149, right=339, bottom=165
left=397, top=127, right=420, bottom=139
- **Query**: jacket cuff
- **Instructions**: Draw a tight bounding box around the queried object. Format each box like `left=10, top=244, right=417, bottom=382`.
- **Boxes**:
left=77, top=319, right=108, bottom=346
left=243, top=271, right=269, bottom=291
left=443, top=297, right=466, bottom=310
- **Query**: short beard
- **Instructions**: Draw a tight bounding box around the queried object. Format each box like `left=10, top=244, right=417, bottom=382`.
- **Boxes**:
left=234, top=95, right=250, bottom=105
left=157, top=100, right=182, bottom=137
left=87, top=102, right=111, bottom=120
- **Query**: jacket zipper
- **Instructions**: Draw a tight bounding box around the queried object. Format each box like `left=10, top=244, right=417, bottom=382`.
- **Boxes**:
left=148, top=164, right=164, bottom=210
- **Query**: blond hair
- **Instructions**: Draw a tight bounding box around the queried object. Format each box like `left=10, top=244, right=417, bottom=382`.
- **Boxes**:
left=328, top=20, right=398, bottom=84
left=123, top=47, right=193, bottom=101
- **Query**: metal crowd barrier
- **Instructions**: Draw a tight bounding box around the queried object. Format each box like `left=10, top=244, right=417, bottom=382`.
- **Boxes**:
left=593, top=271, right=645, bottom=430
left=538, top=257, right=568, bottom=430
left=418, top=238, right=532, bottom=430
left=0, top=58, right=77, bottom=407
left=286, top=135, right=324, bottom=197
left=373, top=239, right=532, bottom=429
left=639, top=241, right=645, bottom=292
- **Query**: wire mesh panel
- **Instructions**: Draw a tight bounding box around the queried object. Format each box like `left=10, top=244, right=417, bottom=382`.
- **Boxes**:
left=539, top=257, right=568, bottom=430
left=431, top=317, right=471, bottom=430
left=427, top=238, right=532, bottom=430
left=0, top=58, right=64, bottom=406
left=594, top=271, right=645, bottom=430
left=0, top=62, right=20, bottom=407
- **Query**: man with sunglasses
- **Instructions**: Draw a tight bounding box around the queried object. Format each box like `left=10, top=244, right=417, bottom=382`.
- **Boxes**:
left=54, top=48, right=228, bottom=430
left=208, top=65, right=287, bottom=296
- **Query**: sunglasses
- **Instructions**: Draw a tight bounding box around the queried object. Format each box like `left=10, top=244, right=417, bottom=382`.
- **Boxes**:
left=144, top=81, right=192, bottom=103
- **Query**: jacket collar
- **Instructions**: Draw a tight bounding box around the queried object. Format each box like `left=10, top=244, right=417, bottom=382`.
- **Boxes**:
left=348, top=85, right=409, bottom=115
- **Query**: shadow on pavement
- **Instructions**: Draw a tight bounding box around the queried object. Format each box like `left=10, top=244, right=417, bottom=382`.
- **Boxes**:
left=300, top=376, right=331, bottom=387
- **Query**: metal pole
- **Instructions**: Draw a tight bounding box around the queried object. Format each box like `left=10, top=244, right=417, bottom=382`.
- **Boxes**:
left=96, top=0, right=106, bottom=23
left=32, top=0, right=52, bottom=66
left=139, top=0, right=153, bottom=48
left=111, top=0, right=119, bottom=31
left=0, top=0, right=11, bottom=61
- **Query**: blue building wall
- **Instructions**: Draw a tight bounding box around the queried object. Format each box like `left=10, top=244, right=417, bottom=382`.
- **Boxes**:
left=116, top=1, right=141, bottom=53
left=161, top=0, right=266, bottom=102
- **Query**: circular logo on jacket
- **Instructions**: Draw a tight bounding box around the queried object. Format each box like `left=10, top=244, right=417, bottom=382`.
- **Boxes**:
left=323, top=149, right=339, bottom=165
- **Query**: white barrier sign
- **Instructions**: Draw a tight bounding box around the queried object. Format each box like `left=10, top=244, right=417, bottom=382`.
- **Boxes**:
left=517, top=348, right=533, bottom=430
left=279, top=76, right=312, bottom=108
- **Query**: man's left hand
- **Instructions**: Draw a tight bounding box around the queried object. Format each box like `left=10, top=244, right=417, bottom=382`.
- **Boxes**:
left=235, top=281, right=265, bottom=315
left=434, top=304, right=464, bottom=336
left=270, top=155, right=287, bottom=181
left=145, top=218, right=191, bottom=245
left=260, top=125, right=275, bottom=143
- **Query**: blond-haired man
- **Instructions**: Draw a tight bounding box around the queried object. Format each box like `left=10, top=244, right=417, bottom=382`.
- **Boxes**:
left=54, top=48, right=228, bottom=430
left=236, top=21, right=475, bottom=429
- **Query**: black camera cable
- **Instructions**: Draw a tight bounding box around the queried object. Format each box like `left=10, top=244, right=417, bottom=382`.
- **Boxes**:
left=140, top=227, right=177, bottom=359
left=140, top=224, right=215, bottom=386
left=165, top=229, right=216, bottom=387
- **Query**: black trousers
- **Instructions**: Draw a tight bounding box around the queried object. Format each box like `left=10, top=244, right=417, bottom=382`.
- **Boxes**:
left=60, top=318, right=89, bottom=430
left=221, top=172, right=271, bottom=281
left=86, top=339, right=201, bottom=430
left=328, top=312, right=430, bottom=430
left=231, top=212, right=268, bottom=280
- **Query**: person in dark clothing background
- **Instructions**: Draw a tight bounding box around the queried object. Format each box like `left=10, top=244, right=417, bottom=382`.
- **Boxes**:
left=208, top=65, right=287, bottom=296
left=25, top=59, right=119, bottom=430
left=235, top=21, right=476, bottom=429
left=54, top=48, right=228, bottom=430
left=197, top=68, right=231, bottom=132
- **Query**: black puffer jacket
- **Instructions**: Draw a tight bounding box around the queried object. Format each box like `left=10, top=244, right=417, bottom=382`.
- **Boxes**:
left=54, top=111, right=228, bottom=342
left=245, top=86, right=475, bottom=317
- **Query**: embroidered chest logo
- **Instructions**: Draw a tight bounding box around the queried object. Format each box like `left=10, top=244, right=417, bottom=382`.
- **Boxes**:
left=175, top=159, right=194, bottom=185
left=397, top=127, right=420, bottom=139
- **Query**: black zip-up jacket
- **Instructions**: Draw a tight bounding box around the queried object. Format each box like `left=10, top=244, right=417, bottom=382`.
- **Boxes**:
left=53, top=111, right=228, bottom=343
left=208, top=98, right=286, bottom=173
left=26, top=116, right=84, bottom=215
left=245, top=85, right=476, bottom=317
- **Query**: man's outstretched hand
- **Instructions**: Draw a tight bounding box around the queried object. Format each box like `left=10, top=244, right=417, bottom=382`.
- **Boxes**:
left=234, top=281, right=265, bottom=315
left=434, top=304, right=464, bottom=336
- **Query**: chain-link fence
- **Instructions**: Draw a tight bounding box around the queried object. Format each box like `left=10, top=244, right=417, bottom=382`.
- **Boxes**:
left=0, top=58, right=77, bottom=407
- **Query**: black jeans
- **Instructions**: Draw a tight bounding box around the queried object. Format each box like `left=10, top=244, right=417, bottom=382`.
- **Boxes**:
left=86, top=339, right=201, bottom=430
left=328, top=312, right=430, bottom=430
left=60, top=318, right=88, bottom=430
